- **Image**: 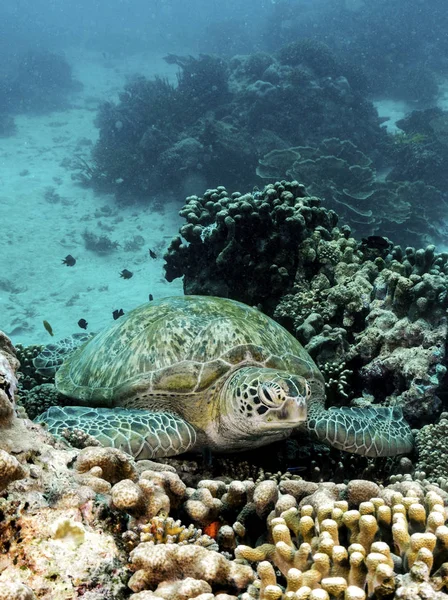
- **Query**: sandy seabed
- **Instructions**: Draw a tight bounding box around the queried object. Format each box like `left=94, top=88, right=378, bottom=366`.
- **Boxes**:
left=0, top=49, right=184, bottom=347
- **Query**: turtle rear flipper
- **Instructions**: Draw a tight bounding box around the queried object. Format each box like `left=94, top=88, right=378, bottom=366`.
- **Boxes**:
left=33, top=333, right=94, bottom=378
left=308, top=405, right=413, bottom=457
left=35, top=406, right=197, bottom=459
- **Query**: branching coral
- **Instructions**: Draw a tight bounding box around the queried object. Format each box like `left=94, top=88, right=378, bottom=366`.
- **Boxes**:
left=123, top=515, right=218, bottom=552
left=236, top=483, right=448, bottom=600
left=128, top=542, right=254, bottom=594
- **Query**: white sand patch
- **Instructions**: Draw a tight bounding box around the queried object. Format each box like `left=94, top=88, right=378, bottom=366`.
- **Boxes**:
left=437, top=78, right=448, bottom=111
left=373, top=98, right=410, bottom=133
left=0, top=50, right=185, bottom=347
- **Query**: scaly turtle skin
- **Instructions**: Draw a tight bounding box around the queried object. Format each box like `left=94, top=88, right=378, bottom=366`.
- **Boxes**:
left=33, top=332, right=94, bottom=377
left=34, top=296, right=413, bottom=459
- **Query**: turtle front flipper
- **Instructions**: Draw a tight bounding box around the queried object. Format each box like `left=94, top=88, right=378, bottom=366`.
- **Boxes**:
left=307, top=405, right=413, bottom=457
left=35, top=406, right=197, bottom=459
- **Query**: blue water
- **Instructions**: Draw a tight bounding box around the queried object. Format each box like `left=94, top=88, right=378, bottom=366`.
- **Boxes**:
left=1, top=0, right=448, bottom=346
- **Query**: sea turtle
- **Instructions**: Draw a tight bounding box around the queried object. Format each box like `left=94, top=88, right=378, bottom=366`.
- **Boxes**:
left=34, top=295, right=413, bottom=459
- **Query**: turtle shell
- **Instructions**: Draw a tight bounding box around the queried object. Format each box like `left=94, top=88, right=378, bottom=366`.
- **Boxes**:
left=55, top=295, right=322, bottom=405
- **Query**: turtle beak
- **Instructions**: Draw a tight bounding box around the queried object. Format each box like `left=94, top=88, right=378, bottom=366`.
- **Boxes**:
left=280, top=395, right=307, bottom=423
left=259, top=395, right=307, bottom=429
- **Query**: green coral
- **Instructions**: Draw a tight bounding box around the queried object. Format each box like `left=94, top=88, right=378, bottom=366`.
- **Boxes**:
left=18, top=383, right=64, bottom=420
left=164, top=181, right=337, bottom=307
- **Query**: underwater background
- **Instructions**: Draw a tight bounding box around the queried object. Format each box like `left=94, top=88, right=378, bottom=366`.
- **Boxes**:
left=1, top=0, right=448, bottom=346
left=3, top=1, right=448, bottom=599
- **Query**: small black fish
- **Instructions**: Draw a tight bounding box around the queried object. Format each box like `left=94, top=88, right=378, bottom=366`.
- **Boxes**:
left=120, top=269, right=133, bottom=279
left=113, top=308, right=124, bottom=320
left=78, top=318, right=88, bottom=330
left=149, top=293, right=154, bottom=301
left=361, top=236, right=391, bottom=250
left=62, top=254, right=76, bottom=266
left=43, top=320, right=54, bottom=336
left=149, top=249, right=157, bottom=259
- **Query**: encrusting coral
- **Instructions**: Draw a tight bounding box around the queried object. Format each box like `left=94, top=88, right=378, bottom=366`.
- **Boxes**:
left=414, top=413, right=448, bottom=481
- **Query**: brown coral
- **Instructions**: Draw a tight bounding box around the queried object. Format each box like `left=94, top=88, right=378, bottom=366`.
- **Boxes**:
left=128, top=542, right=254, bottom=593
left=75, top=446, right=138, bottom=484
left=0, top=449, right=26, bottom=491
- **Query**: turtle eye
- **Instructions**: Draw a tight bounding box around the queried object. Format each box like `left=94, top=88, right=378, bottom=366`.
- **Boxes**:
left=258, top=383, right=286, bottom=407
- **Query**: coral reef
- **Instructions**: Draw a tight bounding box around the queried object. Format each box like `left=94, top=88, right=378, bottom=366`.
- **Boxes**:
left=414, top=414, right=448, bottom=482
left=127, top=543, right=254, bottom=594
left=164, top=181, right=336, bottom=309
left=265, top=2, right=443, bottom=105
left=236, top=479, right=448, bottom=600
left=2, top=322, right=448, bottom=598
left=256, top=137, right=447, bottom=246
left=164, top=182, right=447, bottom=428
left=82, top=230, right=120, bottom=254
left=81, top=46, right=384, bottom=203
left=17, top=383, right=64, bottom=420
left=0, top=50, right=80, bottom=115
left=74, top=43, right=447, bottom=245
left=5, top=158, right=448, bottom=596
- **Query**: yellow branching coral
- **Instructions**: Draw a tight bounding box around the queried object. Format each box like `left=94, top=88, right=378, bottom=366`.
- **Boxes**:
left=236, top=486, right=448, bottom=600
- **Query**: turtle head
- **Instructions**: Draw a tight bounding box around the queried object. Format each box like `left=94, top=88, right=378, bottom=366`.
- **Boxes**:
left=218, top=366, right=309, bottom=447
